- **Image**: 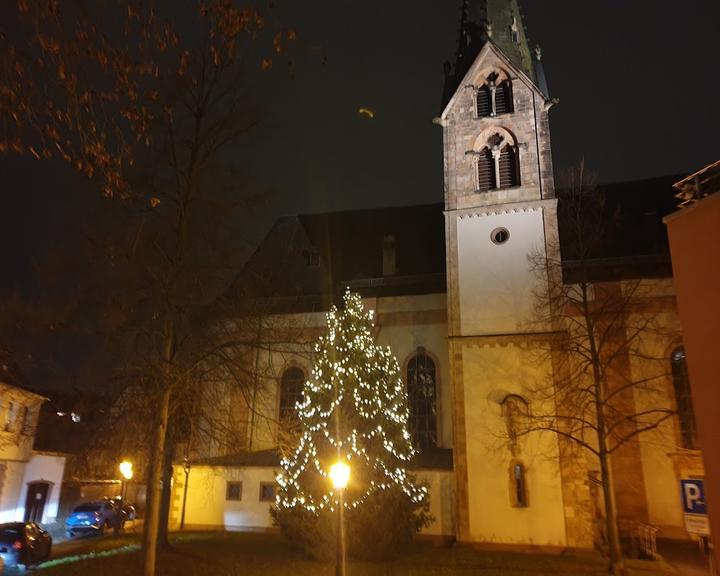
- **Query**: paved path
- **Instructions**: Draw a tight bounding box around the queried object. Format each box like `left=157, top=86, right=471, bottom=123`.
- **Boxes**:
left=658, top=539, right=714, bottom=576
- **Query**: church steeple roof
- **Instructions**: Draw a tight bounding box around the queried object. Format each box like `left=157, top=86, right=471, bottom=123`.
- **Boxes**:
left=442, top=0, right=542, bottom=107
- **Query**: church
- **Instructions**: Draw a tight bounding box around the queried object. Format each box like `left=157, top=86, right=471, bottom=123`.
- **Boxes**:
left=169, top=0, right=703, bottom=549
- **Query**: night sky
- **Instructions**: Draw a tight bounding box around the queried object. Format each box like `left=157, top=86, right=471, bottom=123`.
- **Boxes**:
left=1, top=0, right=719, bottom=297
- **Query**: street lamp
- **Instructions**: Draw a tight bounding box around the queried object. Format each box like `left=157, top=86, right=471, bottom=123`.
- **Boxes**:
left=180, top=457, right=191, bottom=531
left=329, top=462, right=350, bottom=576
left=119, top=460, right=133, bottom=500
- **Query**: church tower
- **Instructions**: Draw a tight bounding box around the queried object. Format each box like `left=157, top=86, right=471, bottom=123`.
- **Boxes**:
left=439, top=0, right=592, bottom=546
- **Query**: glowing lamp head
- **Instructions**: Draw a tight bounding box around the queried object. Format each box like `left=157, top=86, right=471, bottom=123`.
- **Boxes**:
left=329, top=461, right=350, bottom=490
left=119, top=460, right=134, bottom=480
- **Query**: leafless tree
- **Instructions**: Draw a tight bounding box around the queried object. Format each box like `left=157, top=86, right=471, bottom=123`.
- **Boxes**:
left=512, top=162, right=678, bottom=575
left=0, top=2, right=295, bottom=574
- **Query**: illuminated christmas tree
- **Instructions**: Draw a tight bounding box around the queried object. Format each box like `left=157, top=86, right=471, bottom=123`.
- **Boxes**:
left=273, top=290, right=429, bottom=559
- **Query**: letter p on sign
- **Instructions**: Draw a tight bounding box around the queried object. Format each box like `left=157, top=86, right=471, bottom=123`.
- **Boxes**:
left=681, top=479, right=707, bottom=515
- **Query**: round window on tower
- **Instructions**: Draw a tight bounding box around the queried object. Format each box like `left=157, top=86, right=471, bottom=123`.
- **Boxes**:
left=491, top=227, right=510, bottom=245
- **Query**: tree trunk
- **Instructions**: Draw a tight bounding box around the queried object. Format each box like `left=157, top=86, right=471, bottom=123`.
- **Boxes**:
left=599, top=448, right=625, bottom=575
left=143, top=384, right=172, bottom=576
left=157, top=417, right=175, bottom=549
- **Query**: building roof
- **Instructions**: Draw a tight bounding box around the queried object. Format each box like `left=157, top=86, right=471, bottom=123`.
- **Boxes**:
left=234, top=203, right=446, bottom=310
left=560, top=174, right=680, bottom=282
left=237, top=174, right=681, bottom=307
left=673, top=159, right=720, bottom=206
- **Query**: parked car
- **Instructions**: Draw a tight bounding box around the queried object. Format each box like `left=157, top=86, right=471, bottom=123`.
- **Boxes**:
left=65, top=500, right=124, bottom=538
left=0, top=522, right=52, bottom=568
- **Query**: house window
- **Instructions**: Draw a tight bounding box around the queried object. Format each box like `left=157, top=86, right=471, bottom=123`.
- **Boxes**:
left=472, top=130, right=520, bottom=192
left=259, top=482, right=276, bottom=502
left=279, top=367, right=305, bottom=423
left=226, top=481, right=243, bottom=501
left=406, top=351, right=438, bottom=450
left=510, top=461, right=528, bottom=507
left=671, top=347, right=697, bottom=449
left=474, top=71, right=514, bottom=118
left=19, top=406, right=31, bottom=436
left=4, top=402, right=19, bottom=433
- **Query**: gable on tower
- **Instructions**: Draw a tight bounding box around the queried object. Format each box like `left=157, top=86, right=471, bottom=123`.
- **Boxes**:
left=442, top=0, right=548, bottom=110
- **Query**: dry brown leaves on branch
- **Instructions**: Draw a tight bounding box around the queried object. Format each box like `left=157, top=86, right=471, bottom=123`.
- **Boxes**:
left=0, top=0, right=295, bottom=199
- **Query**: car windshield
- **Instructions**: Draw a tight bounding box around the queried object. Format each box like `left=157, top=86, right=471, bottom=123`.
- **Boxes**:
left=0, top=527, right=21, bottom=538
left=74, top=505, right=101, bottom=513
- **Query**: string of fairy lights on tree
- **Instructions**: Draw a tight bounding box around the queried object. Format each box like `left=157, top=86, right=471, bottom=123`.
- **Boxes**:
left=275, top=290, right=427, bottom=513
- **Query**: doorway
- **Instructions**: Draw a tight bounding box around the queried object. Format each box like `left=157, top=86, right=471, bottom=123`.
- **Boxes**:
left=24, top=482, right=50, bottom=523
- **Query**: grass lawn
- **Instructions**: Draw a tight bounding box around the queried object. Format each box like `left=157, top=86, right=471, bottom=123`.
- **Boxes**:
left=35, top=531, right=678, bottom=576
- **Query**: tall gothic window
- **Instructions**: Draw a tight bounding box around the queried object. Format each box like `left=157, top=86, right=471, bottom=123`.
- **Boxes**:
left=671, top=347, right=698, bottom=449
left=279, top=367, right=305, bottom=423
left=406, top=352, right=438, bottom=450
left=475, top=72, right=514, bottom=118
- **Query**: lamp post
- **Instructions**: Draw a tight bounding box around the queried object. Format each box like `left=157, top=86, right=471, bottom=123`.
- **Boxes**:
left=119, top=460, right=133, bottom=500
left=329, top=462, right=350, bottom=576
left=180, top=457, right=191, bottom=531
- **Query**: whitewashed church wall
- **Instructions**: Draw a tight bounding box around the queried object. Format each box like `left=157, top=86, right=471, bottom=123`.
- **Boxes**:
left=456, top=209, right=549, bottom=336
left=375, top=320, right=452, bottom=449
left=231, top=295, right=452, bottom=453
left=416, top=469, right=455, bottom=536
left=461, top=342, right=567, bottom=546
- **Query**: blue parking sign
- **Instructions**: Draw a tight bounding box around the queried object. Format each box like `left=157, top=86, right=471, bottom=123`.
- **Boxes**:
left=681, top=479, right=707, bottom=515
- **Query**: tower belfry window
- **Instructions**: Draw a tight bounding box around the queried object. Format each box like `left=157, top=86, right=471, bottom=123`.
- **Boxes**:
left=474, top=71, right=513, bottom=118
left=470, top=128, right=520, bottom=192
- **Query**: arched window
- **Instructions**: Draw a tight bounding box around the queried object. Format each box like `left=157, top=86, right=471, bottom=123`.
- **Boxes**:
left=671, top=347, right=697, bottom=449
left=406, top=352, right=438, bottom=450
left=510, top=461, right=528, bottom=507
left=279, top=367, right=305, bottom=423
left=471, top=129, right=520, bottom=192
left=474, top=71, right=514, bottom=118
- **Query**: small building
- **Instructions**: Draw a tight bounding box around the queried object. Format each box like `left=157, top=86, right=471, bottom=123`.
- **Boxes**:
left=0, top=378, right=66, bottom=525
left=170, top=449, right=454, bottom=538
left=665, top=160, right=720, bottom=567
